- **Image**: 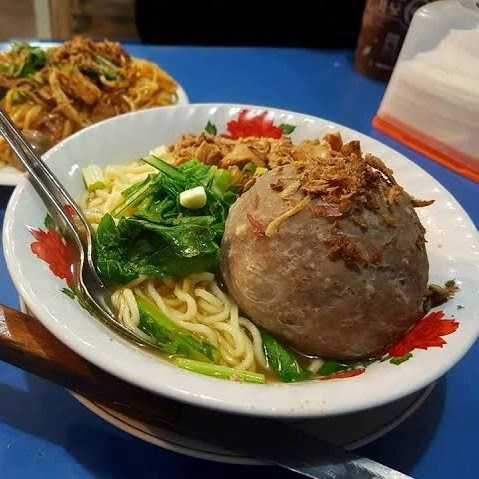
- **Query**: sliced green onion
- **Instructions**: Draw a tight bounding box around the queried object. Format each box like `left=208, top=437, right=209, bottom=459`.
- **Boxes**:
left=174, top=358, right=265, bottom=384
left=110, top=175, right=154, bottom=217
left=82, top=164, right=105, bottom=191
left=213, top=168, right=232, bottom=194
left=179, top=186, right=207, bottom=210
left=143, top=154, right=186, bottom=183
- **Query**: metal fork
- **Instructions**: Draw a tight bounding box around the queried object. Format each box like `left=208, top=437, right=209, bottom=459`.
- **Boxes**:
left=0, top=107, right=161, bottom=352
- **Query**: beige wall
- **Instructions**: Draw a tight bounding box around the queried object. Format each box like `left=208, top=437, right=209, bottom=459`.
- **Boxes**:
left=71, top=0, right=138, bottom=39
left=0, top=0, right=36, bottom=41
left=0, top=0, right=138, bottom=42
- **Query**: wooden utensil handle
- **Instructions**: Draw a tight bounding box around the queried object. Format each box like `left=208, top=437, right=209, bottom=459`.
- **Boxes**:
left=0, top=304, right=179, bottom=424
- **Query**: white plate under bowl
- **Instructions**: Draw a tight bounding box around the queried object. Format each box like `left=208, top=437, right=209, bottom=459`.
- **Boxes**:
left=18, top=296, right=436, bottom=465
left=0, top=41, right=189, bottom=186
left=15, top=297, right=435, bottom=466
left=71, top=385, right=435, bottom=465
left=4, top=104, right=479, bottom=419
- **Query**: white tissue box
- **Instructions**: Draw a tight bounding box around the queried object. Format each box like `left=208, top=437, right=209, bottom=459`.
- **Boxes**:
left=373, top=0, right=479, bottom=182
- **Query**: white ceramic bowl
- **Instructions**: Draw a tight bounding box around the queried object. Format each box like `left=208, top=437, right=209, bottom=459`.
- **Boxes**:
left=3, top=104, right=479, bottom=418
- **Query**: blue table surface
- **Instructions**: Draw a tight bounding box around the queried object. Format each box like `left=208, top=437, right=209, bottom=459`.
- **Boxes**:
left=0, top=43, right=478, bottom=479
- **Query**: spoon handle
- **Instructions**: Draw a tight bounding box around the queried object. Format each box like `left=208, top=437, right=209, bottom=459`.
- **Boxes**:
left=0, top=304, right=179, bottom=425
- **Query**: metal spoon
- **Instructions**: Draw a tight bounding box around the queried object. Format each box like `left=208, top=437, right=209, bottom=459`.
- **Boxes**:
left=0, top=107, right=167, bottom=353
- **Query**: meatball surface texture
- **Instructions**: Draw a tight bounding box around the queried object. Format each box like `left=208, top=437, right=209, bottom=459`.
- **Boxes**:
left=221, top=147, right=429, bottom=359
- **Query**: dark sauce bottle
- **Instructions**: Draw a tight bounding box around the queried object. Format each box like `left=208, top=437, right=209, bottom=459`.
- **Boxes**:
left=356, top=0, right=437, bottom=81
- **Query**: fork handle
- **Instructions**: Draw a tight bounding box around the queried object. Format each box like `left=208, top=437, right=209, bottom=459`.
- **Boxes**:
left=0, top=304, right=179, bottom=425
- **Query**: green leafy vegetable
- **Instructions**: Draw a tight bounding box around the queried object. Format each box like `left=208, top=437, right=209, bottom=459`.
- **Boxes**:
left=95, top=214, right=220, bottom=285
left=137, top=294, right=217, bottom=362
left=279, top=123, right=296, bottom=135
left=121, top=176, right=149, bottom=199
left=2, top=43, right=47, bottom=78
left=111, top=175, right=156, bottom=218
left=125, top=218, right=218, bottom=258
left=95, top=214, right=138, bottom=284
left=204, top=121, right=217, bottom=136
left=135, top=197, right=175, bottom=222
left=137, top=247, right=219, bottom=279
left=18, top=46, right=46, bottom=77
left=389, top=353, right=413, bottom=365
left=174, top=357, right=265, bottom=384
left=317, top=360, right=351, bottom=376
left=262, top=332, right=310, bottom=382
left=212, top=168, right=232, bottom=196
left=95, top=157, right=238, bottom=286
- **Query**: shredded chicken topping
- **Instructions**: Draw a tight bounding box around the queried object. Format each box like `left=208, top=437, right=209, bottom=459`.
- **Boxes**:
left=168, top=133, right=295, bottom=169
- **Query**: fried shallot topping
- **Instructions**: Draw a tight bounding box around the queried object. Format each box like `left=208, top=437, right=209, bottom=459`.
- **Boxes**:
left=247, top=213, right=265, bottom=238
left=262, top=132, right=432, bottom=268
left=408, top=195, right=435, bottom=208
left=296, top=144, right=396, bottom=209
left=287, top=133, right=433, bottom=225
left=324, top=233, right=366, bottom=270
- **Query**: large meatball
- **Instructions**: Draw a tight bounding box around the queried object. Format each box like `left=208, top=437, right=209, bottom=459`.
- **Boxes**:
left=221, top=152, right=429, bottom=359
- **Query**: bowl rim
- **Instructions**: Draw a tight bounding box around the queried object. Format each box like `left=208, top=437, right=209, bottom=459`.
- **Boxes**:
left=4, top=103, right=479, bottom=418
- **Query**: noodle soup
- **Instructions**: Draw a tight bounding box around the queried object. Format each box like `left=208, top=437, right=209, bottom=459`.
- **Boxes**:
left=29, top=109, right=456, bottom=385
left=81, top=155, right=270, bottom=382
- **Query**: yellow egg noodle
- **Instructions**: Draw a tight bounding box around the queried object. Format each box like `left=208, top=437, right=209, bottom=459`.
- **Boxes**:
left=82, top=160, right=268, bottom=373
